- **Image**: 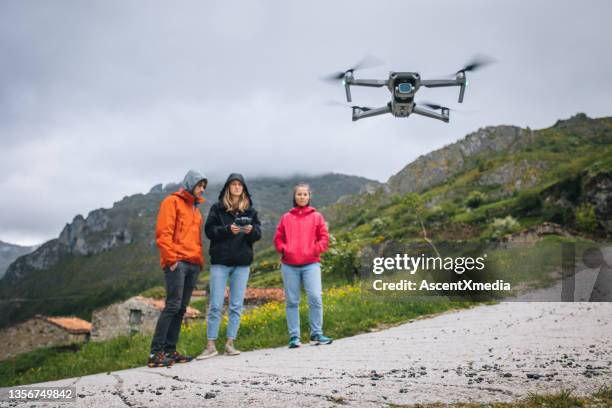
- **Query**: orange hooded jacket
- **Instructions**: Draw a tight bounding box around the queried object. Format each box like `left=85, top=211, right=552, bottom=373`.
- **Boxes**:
left=155, top=189, right=205, bottom=268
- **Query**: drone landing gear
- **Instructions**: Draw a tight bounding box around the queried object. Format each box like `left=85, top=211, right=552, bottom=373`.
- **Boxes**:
left=352, top=104, right=391, bottom=122
left=412, top=105, right=449, bottom=123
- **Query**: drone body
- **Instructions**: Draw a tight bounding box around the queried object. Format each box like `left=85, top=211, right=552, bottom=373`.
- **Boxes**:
left=326, top=57, right=491, bottom=122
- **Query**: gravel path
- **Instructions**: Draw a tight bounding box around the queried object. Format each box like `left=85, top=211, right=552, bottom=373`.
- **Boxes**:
left=4, top=301, right=611, bottom=407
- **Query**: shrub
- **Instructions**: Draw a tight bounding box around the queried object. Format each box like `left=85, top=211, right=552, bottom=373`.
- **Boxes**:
left=541, top=202, right=574, bottom=225
left=575, top=203, right=598, bottom=232
left=370, top=217, right=389, bottom=237
left=465, top=191, right=486, bottom=209
left=490, top=216, right=521, bottom=238
left=321, top=235, right=360, bottom=282
left=515, top=190, right=542, bottom=214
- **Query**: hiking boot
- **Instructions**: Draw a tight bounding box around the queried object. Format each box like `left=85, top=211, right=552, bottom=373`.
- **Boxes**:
left=288, top=336, right=301, bottom=349
left=224, top=343, right=241, bottom=356
left=166, top=351, right=193, bottom=364
left=195, top=345, right=219, bottom=361
left=147, top=352, right=175, bottom=368
left=310, top=334, right=333, bottom=345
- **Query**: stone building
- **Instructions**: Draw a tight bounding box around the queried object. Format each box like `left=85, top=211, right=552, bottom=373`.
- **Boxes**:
left=90, top=296, right=201, bottom=342
left=0, top=315, right=91, bottom=361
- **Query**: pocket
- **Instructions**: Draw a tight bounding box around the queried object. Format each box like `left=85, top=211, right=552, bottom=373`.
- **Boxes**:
left=283, top=247, right=298, bottom=261
left=307, top=242, right=319, bottom=258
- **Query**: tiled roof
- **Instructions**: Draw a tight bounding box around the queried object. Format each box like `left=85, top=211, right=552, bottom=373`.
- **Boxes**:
left=133, top=296, right=201, bottom=319
left=43, top=316, right=92, bottom=334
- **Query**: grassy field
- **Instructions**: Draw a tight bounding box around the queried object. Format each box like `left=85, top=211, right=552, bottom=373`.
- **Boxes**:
left=0, top=284, right=474, bottom=387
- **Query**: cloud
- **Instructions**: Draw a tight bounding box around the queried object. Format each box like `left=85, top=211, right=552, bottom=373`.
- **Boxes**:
left=1, top=0, right=611, bottom=244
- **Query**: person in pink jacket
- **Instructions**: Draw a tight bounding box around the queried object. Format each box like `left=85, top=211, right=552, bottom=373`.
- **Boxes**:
left=274, top=182, right=332, bottom=348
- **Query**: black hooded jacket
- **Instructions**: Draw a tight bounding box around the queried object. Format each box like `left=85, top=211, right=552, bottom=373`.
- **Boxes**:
left=205, top=173, right=262, bottom=266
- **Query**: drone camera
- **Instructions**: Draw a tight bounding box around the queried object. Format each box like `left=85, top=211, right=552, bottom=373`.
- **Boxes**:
left=397, top=83, right=413, bottom=94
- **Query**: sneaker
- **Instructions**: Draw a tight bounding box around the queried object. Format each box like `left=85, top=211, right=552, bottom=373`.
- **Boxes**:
left=224, top=343, right=241, bottom=356
left=166, top=351, right=193, bottom=364
left=147, top=352, right=175, bottom=368
left=288, top=336, right=301, bottom=349
left=195, top=346, right=219, bottom=361
left=310, top=334, right=333, bottom=345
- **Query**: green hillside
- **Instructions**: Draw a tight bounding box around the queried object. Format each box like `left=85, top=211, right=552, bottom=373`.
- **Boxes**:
left=248, top=114, right=611, bottom=288
left=327, top=114, right=610, bottom=243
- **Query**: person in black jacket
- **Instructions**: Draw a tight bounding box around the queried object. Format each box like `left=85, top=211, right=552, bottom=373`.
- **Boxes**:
left=196, top=173, right=261, bottom=359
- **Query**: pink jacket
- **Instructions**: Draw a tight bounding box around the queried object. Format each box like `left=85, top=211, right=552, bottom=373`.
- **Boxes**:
left=274, top=206, right=330, bottom=265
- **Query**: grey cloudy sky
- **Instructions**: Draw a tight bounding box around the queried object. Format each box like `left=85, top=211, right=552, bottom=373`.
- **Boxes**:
left=1, top=0, right=611, bottom=245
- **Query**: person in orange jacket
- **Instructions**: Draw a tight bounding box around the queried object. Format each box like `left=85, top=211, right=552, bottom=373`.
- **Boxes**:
left=148, top=170, right=207, bottom=368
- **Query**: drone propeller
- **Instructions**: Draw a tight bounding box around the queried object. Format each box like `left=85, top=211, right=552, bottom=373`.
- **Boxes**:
left=419, top=101, right=475, bottom=114
left=420, top=101, right=452, bottom=111
left=325, top=100, right=372, bottom=109
left=322, top=55, right=383, bottom=82
left=455, top=55, right=495, bottom=74
left=325, top=101, right=373, bottom=111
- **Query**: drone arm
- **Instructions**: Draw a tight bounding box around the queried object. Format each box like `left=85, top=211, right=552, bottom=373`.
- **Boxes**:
left=347, top=78, right=389, bottom=88
left=458, top=82, right=466, bottom=103
left=344, top=81, right=352, bottom=102
left=420, top=78, right=462, bottom=88
left=412, top=105, right=449, bottom=123
left=352, top=104, right=391, bottom=122
left=422, top=72, right=467, bottom=103
left=342, top=76, right=387, bottom=102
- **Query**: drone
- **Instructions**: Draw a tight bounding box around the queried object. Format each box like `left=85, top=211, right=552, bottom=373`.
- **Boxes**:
left=324, top=56, right=492, bottom=122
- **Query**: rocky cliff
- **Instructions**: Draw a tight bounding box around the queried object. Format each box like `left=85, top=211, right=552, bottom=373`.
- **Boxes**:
left=387, top=113, right=606, bottom=196
left=0, top=241, right=37, bottom=280
left=387, top=125, right=535, bottom=195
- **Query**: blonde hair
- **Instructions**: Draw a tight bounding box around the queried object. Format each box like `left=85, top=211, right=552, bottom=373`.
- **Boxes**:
left=223, top=188, right=250, bottom=213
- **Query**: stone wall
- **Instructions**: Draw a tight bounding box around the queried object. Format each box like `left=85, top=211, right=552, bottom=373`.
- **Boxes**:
left=0, top=317, right=88, bottom=361
left=90, top=298, right=160, bottom=342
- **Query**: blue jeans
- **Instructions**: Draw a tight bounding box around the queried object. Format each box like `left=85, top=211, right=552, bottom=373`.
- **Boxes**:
left=206, top=264, right=250, bottom=340
left=281, top=262, right=323, bottom=338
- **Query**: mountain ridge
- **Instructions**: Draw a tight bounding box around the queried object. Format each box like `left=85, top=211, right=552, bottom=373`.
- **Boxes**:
left=0, top=241, right=37, bottom=280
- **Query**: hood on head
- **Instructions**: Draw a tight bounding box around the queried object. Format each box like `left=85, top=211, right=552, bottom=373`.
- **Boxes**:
left=218, top=173, right=253, bottom=205
left=182, top=170, right=208, bottom=193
